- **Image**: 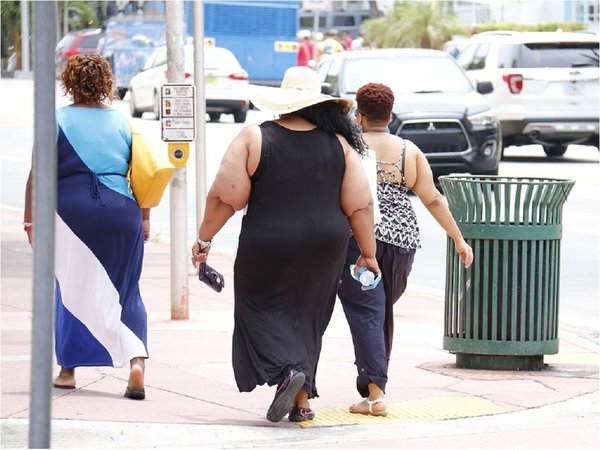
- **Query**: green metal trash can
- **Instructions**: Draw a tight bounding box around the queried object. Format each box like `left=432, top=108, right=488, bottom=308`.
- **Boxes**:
left=439, top=175, right=575, bottom=370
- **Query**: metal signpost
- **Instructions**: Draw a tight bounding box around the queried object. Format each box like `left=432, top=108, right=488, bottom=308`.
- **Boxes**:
left=165, top=0, right=191, bottom=320
left=29, top=2, right=57, bottom=447
left=192, top=0, right=208, bottom=230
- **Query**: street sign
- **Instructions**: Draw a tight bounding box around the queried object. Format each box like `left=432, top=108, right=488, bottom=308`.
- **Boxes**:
left=161, top=84, right=195, bottom=142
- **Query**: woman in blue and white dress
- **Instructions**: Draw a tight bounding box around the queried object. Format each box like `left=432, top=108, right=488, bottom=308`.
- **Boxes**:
left=24, top=54, right=149, bottom=400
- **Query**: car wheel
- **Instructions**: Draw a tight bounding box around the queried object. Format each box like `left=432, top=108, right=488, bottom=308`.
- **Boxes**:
left=543, top=145, right=567, bottom=157
left=233, top=109, right=247, bottom=123
left=129, top=91, right=143, bottom=118
left=209, top=112, right=221, bottom=122
left=117, top=87, right=127, bottom=100
left=153, top=91, right=161, bottom=121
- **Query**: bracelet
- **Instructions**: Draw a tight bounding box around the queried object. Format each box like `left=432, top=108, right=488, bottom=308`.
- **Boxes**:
left=23, top=221, right=33, bottom=232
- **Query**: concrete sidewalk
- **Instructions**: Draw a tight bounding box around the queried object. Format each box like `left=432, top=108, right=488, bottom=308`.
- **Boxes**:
left=1, top=207, right=599, bottom=449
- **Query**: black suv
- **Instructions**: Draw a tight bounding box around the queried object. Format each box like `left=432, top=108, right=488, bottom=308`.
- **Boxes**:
left=316, top=48, right=502, bottom=179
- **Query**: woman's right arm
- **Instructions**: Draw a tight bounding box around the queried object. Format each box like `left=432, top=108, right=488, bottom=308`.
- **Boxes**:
left=24, top=170, right=33, bottom=244
left=191, top=125, right=259, bottom=265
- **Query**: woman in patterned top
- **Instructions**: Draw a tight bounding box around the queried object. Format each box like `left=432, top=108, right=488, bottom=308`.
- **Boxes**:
left=337, top=82, right=473, bottom=416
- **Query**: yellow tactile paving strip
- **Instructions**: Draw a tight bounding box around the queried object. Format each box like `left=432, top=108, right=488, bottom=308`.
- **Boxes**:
left=298, top=396, right=507, bottom=428
left=545, top=352, right=600, bottom=365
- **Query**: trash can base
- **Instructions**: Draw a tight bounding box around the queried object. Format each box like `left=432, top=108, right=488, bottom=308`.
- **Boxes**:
left=455, top=353, right=544, bottom=371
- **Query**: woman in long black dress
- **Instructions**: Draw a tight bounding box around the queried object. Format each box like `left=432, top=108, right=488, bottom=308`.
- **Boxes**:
left=191, top=66, right=380, bottom=423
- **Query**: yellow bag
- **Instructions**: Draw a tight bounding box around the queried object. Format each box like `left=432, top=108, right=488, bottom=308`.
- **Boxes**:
left=128, top=121, right=175, bottom=208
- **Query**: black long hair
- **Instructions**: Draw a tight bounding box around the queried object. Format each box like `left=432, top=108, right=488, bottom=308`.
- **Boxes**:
left=286, top=101, right=367, bottom=156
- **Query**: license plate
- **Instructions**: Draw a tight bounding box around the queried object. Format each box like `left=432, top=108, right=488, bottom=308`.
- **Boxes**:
left=206, top=76, right=217, bottom=85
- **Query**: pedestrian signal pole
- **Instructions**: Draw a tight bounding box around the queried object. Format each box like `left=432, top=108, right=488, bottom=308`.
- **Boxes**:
left=193, top=0, right=207, bottom=228
left=165, top=0, right=190, bottom=320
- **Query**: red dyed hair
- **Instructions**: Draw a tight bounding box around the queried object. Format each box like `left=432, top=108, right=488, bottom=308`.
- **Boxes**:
left=356, top=83, right=394, bottom=122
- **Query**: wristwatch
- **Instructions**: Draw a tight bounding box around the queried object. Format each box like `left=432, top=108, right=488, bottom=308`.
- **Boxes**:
left=197, top=237, right=212, bottom=252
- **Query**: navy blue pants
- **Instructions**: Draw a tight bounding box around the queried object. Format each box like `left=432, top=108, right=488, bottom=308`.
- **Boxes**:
left=338, top=236, right=415, bottom=397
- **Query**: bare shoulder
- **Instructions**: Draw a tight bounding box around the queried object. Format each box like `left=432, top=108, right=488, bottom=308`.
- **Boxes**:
left=239, top=123, right=261, bottom=140
left=232, top=123, right=261, bottom=153
left=401, top=138, right=421, bottom=153
left=335, top=133, right=352, bottom=155
left=401, top=138, right=427, bottom=162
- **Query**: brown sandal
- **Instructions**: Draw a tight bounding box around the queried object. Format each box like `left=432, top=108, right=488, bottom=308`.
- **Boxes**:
left=124, top=363, right=145, bottom=400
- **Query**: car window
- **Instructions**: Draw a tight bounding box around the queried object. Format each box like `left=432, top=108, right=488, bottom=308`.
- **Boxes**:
left=81, top=33, right=101, bottom=48
left=181, top=47, right=242, bottom=70
left=458, top=43, right=489, bottom=70
left=316, top=60, right=332, bottom=81
left=517, top=42, right=599, bottom=68
left=144, top=46, right=167, bottom=70
left=202, top=47, right=242, bottom=70
left=497, top=44, right=519, bottom=68
left=56, top=34, right=75, bottom=52
left=342, top=55, right=473, bottom=94
left=470, top=43, right=490, bottom=69
left=323, top=57, right=342, bottom=94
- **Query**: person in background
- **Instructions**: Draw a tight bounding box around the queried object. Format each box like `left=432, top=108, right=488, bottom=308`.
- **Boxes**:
left=341, top=31, right=353, bottom=50
left=190, top=66, right=379, bottom=424
left=352, top=32, right=364, bottom=50
left=24, top=54, right=149, bottom=400
left=296, top=29, right=316, bottom=68
left=337, top=82, right=474, bottom=416
left=315, top=29, right=345, bottom=61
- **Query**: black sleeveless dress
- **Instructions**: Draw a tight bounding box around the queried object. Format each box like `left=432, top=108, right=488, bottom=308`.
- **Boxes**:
left=232, top=121, right=350, bottom=398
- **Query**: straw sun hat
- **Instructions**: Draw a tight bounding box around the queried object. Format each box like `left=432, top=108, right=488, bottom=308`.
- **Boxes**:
left=248, top=66, right=353, bottom=115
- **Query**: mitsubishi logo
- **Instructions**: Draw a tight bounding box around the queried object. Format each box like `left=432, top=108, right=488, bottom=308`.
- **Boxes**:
left=427, top=122, right=436, bottom=131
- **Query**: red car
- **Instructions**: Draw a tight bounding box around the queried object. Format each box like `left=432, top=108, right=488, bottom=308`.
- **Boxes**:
left=55, top=28, right=103, bottom=75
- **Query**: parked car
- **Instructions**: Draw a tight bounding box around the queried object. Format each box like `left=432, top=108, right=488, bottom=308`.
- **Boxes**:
left=55, top=28, right=103, bottom=76
left=316, top=48, right=501, bottom=179
left=457, top=31, right=599, bottom=157
left=128, top=45, right=250, bottom=123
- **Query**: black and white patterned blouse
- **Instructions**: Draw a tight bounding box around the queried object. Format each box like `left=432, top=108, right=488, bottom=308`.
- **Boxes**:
left=374, top=141, right=421, bottom=250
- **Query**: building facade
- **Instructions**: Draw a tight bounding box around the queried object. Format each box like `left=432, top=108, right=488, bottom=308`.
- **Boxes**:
left=299, top=0, right=599, bottom=33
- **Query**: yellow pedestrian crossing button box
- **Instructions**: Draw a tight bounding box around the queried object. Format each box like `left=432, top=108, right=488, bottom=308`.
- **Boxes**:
left=168, top=142, right=189, bottom=168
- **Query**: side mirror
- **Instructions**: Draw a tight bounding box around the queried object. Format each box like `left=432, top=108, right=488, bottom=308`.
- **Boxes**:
left=321, top=83, right=333, bottom=95
left=477, top=81, right=494, bottom=95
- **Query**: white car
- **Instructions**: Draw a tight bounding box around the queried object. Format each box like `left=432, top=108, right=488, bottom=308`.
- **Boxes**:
left=128, top=45, right=250, bottom=123
left=458, top=31, right=599, bottom=157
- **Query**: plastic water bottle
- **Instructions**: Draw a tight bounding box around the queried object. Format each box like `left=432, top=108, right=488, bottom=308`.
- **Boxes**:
left=349, top=265, right=381, bottom=291
left=358, top=269, right=375, bottom=287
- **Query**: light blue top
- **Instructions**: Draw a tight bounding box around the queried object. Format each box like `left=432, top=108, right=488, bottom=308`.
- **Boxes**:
left=56, top=106, right=134, bottom=200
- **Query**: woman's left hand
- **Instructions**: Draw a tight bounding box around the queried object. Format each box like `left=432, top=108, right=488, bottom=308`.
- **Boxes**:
left=143, top=219, right=150, bottom=242
left=354, top=254, right=381, bottom=277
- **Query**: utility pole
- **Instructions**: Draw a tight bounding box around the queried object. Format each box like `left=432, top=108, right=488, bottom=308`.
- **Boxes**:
left=165, top=0, right=189, bottom=320
left=29, top=2, right=57, bottom=447
left=193, top=0, right=207, bottom=228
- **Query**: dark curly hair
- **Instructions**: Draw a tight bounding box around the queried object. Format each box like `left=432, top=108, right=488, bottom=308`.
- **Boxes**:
left=60, top=54, right=117, bottom=105
left=356, top=83, right=394, bottom=122
left=287, top=100, right=367, bottom=155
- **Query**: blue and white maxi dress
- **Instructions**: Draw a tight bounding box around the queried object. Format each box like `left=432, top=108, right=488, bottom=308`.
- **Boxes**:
left=54, top=106, right=148, bottom=369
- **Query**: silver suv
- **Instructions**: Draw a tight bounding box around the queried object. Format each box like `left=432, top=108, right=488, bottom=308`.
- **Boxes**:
left=458, top=31, right=599, bottom=157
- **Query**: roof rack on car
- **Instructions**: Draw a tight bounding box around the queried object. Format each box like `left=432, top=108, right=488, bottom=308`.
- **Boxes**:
left=476, top=31, right=519, bottom=36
